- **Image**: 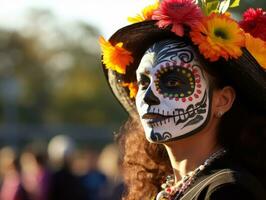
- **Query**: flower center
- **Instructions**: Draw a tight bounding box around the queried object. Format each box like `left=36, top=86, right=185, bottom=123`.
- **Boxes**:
left=214, top=28, right=228, bottom=40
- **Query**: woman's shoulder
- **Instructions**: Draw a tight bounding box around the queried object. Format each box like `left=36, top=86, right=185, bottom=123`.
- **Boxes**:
left=200, top=168, right=265, bottom=200
left=203, top=182, right=259, bottom=200
left=181, top=168, right=266, bottom=200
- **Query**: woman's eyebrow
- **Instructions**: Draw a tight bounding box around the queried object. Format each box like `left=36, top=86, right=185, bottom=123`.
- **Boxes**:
left=139, top=73, right=150, bottom=79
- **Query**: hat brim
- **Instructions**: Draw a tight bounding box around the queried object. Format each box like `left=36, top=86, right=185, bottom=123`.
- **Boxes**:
left=102, top=21, right=177, bottom=116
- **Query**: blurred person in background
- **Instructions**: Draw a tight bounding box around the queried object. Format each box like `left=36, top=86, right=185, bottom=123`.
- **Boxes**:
left=0, top=146, right=28, bottom=200
left=47, top=135, right=75, bottom=171
left=97, top=143, right=124, bottom=200
left=19, top=145, right=51, bottom=200
left=47, top=134, right=87, bottom=200
left=71, top=148, right=107, bottom=200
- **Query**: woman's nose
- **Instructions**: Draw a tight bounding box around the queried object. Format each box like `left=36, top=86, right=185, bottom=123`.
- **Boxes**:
left=143, top=88, right=160, bottom=105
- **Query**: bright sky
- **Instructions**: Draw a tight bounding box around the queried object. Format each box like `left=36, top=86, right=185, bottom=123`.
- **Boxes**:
left=0, top=0, right=155, bottom=37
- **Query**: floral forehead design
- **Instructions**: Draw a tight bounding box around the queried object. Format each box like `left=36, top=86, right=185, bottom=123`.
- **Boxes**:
left=99, top=0, right=266, bottom=99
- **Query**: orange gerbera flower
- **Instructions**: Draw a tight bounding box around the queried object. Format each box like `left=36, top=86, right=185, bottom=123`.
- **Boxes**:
left=245, top=33, right=266, bottom=70
left=122, top=82, right=139, bottom=98
left=99, top=36, right=133, bottom=74
left=128, top=1, right=160, bottom=23
left=190, top=13, right=245, bottom=61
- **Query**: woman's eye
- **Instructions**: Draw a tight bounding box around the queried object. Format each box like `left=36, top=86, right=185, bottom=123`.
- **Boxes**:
left=138, top=79, right=150, bottom=89
left=137, top=74, right=150, bottom=89
left=166, top=80, right=181, bottom=87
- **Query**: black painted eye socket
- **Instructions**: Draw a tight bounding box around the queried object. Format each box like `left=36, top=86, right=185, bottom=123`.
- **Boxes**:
left=155, top=67, right=195, bottom=98
left=137, top=74, right=150, bottom=90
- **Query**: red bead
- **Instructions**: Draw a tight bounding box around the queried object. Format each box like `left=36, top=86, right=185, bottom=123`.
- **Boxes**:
left=195, top=74, right=200, bottom=78
left=197, top=90, right=201, bottom=94
left=197, top=84, right=201, bottom=88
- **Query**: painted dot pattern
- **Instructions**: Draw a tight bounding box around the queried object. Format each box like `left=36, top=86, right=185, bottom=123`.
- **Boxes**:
left=154, top=62, right=202, bottom=102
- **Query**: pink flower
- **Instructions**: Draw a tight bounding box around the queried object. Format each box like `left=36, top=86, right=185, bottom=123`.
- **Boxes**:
left=152, top=0, right=203, bottom=36
left=239, top=8, right=266, bottom=41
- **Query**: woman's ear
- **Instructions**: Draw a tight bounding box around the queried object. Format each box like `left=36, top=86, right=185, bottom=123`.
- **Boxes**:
left=212, top=86, right=236, bottom=118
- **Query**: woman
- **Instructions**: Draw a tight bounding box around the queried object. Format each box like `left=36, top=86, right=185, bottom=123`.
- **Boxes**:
left=99, top=0, right=266, bottom=199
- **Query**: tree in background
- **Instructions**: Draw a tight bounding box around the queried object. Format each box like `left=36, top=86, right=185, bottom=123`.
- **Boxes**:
left=0, top=9, right=126, bottom=126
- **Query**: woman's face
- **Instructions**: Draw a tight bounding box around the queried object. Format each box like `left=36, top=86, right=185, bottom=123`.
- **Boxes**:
left=135, top=39, right=212, bottom=143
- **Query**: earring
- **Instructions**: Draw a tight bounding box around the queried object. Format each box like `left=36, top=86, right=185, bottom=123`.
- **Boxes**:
left=216, top=111, right=223, bottom=118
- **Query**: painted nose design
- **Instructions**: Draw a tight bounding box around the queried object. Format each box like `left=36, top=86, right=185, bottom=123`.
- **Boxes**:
left=144, top=88, right=160, bottom=105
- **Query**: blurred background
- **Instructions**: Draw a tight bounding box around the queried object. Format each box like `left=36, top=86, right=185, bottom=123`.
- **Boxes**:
left=0, top=0, right=265, bottom=199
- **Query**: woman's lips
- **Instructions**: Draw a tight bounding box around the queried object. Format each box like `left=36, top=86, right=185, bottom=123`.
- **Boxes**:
left=142, top=113, right=171, bottom=124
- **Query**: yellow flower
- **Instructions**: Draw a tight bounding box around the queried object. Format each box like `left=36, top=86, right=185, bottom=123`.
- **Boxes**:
left=128, top=1, right=160, bottom=23
left=190, top=13, right=245, bottom=61
left=122, top=82, right=138, bottom=98
left=245, top=33, right=266, bottom=70
left=99, top=36, right=133, bottom=74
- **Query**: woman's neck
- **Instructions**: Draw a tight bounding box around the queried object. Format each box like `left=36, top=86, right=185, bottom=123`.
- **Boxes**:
left=164, top=130, right=221, bottom=183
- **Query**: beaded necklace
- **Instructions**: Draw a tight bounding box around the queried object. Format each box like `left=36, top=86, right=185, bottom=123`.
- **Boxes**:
left=156, top=148, right=227, bottom=200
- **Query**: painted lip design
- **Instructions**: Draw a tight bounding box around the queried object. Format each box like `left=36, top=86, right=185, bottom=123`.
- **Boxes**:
left=141, top=91, right=207, bottom=127
left=142, top=113, right=171, bottom=124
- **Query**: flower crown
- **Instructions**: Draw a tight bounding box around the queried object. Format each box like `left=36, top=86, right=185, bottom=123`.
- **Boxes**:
left=99, top=0, right=266, bottom=98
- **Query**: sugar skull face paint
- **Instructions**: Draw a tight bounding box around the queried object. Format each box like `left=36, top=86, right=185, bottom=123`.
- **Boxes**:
left=135, top=39, right=211, bottom=143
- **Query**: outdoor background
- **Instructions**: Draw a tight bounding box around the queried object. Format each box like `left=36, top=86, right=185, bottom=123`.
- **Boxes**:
left=0, top=0, right=265, bottom=199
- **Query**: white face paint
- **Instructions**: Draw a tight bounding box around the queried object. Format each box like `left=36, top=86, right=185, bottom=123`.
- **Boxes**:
left=135, top=39, right=211, bottom=143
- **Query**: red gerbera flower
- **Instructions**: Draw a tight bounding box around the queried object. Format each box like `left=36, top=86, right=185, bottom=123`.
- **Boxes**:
left=239, top=8, right=266, bottom=41
left=152, top=0, right=203, bottom=36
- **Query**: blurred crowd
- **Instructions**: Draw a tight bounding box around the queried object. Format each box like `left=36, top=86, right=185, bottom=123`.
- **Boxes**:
left=0, top=135, right=123, bottom=200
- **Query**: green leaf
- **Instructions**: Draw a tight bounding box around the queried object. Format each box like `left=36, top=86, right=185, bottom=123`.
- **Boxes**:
left=197, top=0, right=221, bottom=15
left=196, top=0, right=241, bottom=15
left=197, top=0, right=207, bottom=15
left=206, top=1, right=219, bottom=15
left=205, top=0, right=220, bottom=3
left=230, top=0, right=241, bottom=8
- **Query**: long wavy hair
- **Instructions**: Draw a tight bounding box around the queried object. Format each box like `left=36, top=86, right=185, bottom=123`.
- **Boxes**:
left=115, top=43, right=266, bottom=200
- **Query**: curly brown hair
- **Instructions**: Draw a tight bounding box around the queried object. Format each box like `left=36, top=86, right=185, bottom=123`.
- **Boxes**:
left=116, top=117, right=171, bottom=200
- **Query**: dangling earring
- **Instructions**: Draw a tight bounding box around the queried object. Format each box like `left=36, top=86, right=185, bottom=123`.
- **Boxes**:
left=216, top=111, right=224, bottom=118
